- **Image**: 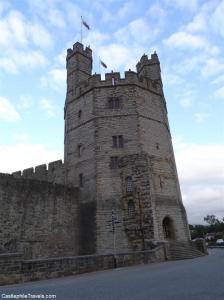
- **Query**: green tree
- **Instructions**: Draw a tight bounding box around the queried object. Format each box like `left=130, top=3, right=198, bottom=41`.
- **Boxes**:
left=204, top=214, right=220, bottom=225
left=189, top=215, right=224, bottom=240
left=189, top=224, right=207, bottom=239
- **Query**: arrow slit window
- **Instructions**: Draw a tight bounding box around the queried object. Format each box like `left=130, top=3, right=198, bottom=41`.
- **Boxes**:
left=128, top=200, right=135, bottom=217
left=126, top=176, right=133, bottom=193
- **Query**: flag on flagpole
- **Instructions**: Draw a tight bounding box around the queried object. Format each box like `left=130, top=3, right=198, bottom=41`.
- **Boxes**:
left=100, top=60, right=107, bottom=68
left=81, top=16, right=90, bottom=30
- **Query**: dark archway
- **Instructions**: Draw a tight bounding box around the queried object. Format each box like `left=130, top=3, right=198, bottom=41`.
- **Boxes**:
left=162, top=216, right=176, bottom=240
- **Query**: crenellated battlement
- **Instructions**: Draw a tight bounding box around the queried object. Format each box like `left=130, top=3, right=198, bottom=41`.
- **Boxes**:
left=11, top=160, right=65, bottom=185
left=136, top=52, right=161, bottom=83
left=67, top=42, right=92, bottom=61
left=136, top=52, right=160, bottom=71
left=65, top=42, right=162, bottom=101
left=0, top=172, right=11, bottom=178
left=70, top=69, right=163, bottom=100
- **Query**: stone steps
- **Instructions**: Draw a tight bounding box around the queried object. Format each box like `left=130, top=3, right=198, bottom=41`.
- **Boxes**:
left=168, top=241, right=205, bottom=260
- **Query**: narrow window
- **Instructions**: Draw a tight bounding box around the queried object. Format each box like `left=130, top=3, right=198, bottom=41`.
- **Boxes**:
left=108, top=98, right=113, bottom=109
left=112, top=77, right=115, bottom=86
left=110, top=156, right=119, bottom=169
left=112, top=136, right=117, bottom=148
left=78, top=110, right=82, bottom=119
left=78, top=144, right=82, bottom=157
left=79, top=173, right=83, bottom=187
left=114, top=98, right=120, bottom=109
left=126, top=176, right=133, bottom=193
left=159, top=176, right=164, bottom=189
left=128, top=200, right=135, bottom=217
left=118, top=135, right=124, bottom=148
left=112, top=136, right=123, bottom=148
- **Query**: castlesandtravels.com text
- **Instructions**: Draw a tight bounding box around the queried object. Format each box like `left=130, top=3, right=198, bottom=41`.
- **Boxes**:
left=1, top=294, right=56, bottom=299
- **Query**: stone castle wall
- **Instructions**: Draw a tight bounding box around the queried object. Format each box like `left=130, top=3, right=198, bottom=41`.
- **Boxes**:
left=0, top=173, right=79, bottom=259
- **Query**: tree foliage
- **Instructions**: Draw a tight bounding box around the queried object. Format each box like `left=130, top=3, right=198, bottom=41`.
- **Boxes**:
left=189, top=215, right=224, bottom=240
left=204, top=214, right=220, bottom=225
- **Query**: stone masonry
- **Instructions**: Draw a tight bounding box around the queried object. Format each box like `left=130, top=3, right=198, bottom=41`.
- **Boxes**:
left=64, top=42, right=190, bottom=254
left=0, top=173, right=78, bottom=258
left=0, top=41, right=190, bottom=261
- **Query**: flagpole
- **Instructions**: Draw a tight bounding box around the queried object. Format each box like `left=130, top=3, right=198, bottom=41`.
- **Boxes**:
left=80, top=16, right=83, bottom=44
left=99, top=56, right=101, bottom=74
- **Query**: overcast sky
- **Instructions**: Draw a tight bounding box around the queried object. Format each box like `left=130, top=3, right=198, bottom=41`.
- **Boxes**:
left=0, top=0, right=223, bottom=224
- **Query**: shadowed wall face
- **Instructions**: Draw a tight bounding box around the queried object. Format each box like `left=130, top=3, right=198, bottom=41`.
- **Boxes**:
left=78, top=201, right=96, bottom=255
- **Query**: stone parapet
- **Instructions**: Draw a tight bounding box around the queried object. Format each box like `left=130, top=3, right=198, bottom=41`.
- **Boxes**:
left=67, top=42, right=92, bottom=60
left=192, top=239, right=208, bottom=254
left=136, top=52, right=160, bottom=73
left=0, top=246, right=166, bottom=285
left=69, top=70, right=162, bottom=101
left=11, top=159, right=65, bottom=184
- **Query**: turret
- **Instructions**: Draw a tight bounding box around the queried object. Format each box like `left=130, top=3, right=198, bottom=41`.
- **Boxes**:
left=136, top=52, right=162, bottom=83
left=66, top=42, right=92, bottom=101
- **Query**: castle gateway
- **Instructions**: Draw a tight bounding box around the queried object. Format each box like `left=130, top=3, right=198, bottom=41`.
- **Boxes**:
left=0, top=42, right=191, bottom=259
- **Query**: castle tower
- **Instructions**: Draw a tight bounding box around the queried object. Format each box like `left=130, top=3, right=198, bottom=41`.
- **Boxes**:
left=64, top=42, right=190, bottom=255
left=136, top=52, right=161, bottom=80
left=64, top=42, right=96, bottom=254
left=64, top=42, right=93, bottom=187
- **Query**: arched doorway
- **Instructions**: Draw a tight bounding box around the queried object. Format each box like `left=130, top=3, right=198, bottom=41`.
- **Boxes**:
left=162, top=216, right=175, bottom=240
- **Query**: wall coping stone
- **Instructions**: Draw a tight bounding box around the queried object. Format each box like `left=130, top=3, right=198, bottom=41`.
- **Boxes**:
left=0, top=252, right=23, bottom=258
left=22, top=245, right=164, bottom=264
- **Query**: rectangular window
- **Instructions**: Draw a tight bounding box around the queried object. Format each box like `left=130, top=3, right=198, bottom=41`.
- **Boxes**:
left=108, top=97, right=120, bottom=109
left=108, top=98, right=113, bottom=109
left=112, top=136, right=123, bottom=148
left=79, top=173, right=83, bottom=187
left=112, top=136, right=117, bottom=148
left=114, top=98, right=120, bottom=109
left=110, top=156, right=119, bottom=169
left=118, top=135, right=123, bottom=148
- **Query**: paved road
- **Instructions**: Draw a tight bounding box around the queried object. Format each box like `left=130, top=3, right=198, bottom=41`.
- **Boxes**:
left=0, top=249, right=224, bottom=300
